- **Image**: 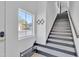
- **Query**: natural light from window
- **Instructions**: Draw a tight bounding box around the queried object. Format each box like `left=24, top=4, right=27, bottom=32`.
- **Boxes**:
left=18, top=8, right=33, bottom=40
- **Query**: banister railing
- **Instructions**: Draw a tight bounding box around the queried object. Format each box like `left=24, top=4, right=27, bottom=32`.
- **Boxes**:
left=68, top=11, right=79, bottom=38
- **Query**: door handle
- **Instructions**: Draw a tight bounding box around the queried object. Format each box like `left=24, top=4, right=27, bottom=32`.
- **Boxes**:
left=0, top=31, right=4, bottom=37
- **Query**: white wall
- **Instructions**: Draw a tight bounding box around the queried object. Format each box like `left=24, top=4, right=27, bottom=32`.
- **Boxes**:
left=69, top=1, right=79, bottom=36
left=36, top=1, right=58, bottom=45
left=46, top=1, right=58, bottom=39
left=57, top=1, right=60, bottom=14
left=36, top=2, right=47, bottom=45
left=69, top=1, right=79, bottom=56
left=0, top=1, right=5, bottom=57
left=6, top=1, right=37, bottom=57
left=68, top=12, right=79, bottom=56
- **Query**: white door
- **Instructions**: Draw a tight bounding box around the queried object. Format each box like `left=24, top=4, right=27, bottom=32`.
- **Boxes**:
left=0, top=1, right=5, bottom=57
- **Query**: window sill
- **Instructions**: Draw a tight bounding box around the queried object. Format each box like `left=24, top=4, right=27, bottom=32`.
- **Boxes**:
left=18, top=35, right=34, bottom=40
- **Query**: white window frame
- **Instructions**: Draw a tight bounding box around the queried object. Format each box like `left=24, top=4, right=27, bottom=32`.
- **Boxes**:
left=18, top=8, right=35, bottom=40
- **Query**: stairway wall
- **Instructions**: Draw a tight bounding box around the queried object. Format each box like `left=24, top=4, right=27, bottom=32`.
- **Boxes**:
left=46, top=1, right=58, bottom=39
left=68, top=1, right=79, bottom=56
left=36, top=1, right=58, bottom=45
left=69, top=1, right=79, bottom=37
left=36, top=2, right=47, bottom=45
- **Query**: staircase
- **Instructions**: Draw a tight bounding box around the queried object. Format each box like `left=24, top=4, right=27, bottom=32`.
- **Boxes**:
left=33, top=11, right=77, bottom=57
